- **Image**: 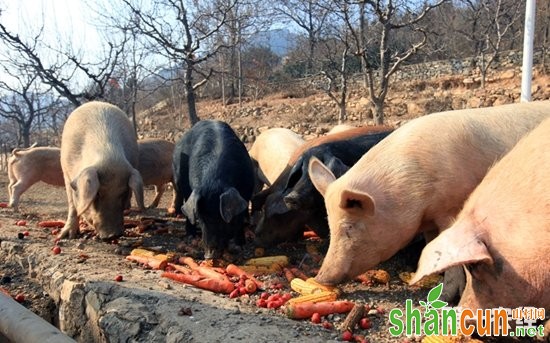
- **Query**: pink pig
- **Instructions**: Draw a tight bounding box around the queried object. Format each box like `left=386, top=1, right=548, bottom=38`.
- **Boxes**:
left=309, top=101, right=550, bottom=290
left=411, top=117, right=550, bottom=313
left=7, top=145, right=63, bottom=211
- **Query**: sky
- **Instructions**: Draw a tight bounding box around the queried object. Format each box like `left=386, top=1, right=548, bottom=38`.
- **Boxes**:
left=1, top=0, right=102, bottom=51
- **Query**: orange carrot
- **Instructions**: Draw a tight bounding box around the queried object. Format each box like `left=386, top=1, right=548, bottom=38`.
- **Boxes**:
left=225, top=264, right=264, bottom=289
left=290, top=267, right=309, bottom=281
left=167, top=263, right=192, bottom=275
left=126, top=255, right=167, bottom=270
left=161, top=272, right=235, bottom=294
left=37, top=220, right=65, bottom=228
left=179, top=256, right=229, bottom=281
left=179, top=256, right=200, bottom=270
left=283, top=268, right=295, bottom=283
left=303, top=230, right=319, bottom=239
left=285, top=300, right=355, bottom=319
left=244, top=279, right=257, bottom=293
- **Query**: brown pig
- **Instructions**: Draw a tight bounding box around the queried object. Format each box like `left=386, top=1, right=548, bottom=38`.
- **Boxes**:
left=309, top=101, right=550, bottom=289
left=59, top=101, right=145, bottom=240
left=7, top=146, right=63, bottom=211
left=137, top=138, right=176, bottom=209
left=248, top=128, right=304, bottom=191
left=411, top=117, right=550, bottom=312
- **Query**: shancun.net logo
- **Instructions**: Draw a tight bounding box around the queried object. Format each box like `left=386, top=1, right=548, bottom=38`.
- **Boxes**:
left=388, top=283, right=546, bottom=338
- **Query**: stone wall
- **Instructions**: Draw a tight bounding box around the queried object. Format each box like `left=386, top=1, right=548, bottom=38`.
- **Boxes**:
left=391, top=48, right=549, bottom=82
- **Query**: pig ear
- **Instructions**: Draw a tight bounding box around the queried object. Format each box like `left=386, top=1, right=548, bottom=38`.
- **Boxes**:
left=308, top=156, right=336, bottom=197
left=324, top=155, right=350, bottom=178
left=71, top=167, right=99, bottom=216
left=129, top=168, right=145, bottom=211
left=182, top=190, right=200, bottom=225
left=219, top=187, right=248, bottom=223
left=410, top=227, right=493, bottom=285
left=339, top=189, right=375, bottom=216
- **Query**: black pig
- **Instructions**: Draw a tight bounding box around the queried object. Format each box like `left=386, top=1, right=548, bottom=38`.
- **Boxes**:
left=252, top=127, right=392, bottom=247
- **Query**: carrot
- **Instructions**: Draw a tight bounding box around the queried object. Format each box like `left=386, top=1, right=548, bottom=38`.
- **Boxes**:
left=167, top=263, right=192, bottom=275
left=283, top=268, right=295, bottom=283
left=161, top=272, right=235, bottom=294
left=125, top=255, right=167, bottom=270
left=37, top=220, right=65, bottom=228
left=285, top=300, right=355, bottom=319
left=290, top=267, right=309, bottom=281
left=178, top=256, right=229, bottom=281
left=179, top=256, right=200, bottom=270
left=225, top=264, right=264, bottom=289
left=303, top=230, right=319, bottom=239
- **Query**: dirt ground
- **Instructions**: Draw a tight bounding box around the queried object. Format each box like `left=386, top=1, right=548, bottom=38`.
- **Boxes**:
left=0, top=172, right=543, bottom=342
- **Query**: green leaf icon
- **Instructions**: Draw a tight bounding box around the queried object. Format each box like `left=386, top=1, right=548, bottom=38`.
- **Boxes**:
left=430, top=300, right=447, bottom=309
left=427, top=283, right=444, bottom=303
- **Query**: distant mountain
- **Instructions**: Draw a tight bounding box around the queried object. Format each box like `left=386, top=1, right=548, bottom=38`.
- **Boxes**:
left=250, top=29, right=295, bottom=56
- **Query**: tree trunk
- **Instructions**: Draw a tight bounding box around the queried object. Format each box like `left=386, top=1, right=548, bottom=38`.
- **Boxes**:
left=185, top=65, right=200, bottom=125
left=22, top=125, right=31, bottom=148
left=373, top=100, right=384, bottom=125
left=338, top=103, right=346, bottom=124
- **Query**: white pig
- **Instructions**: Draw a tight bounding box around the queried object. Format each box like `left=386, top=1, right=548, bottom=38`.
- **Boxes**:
left=59, top=101, right=144, bottom=240
left=412, top=117, right=550, bottom=313
left=309, top=101, right=550, bottom=288
left=137, top=138, right=176, bottom=209
left=248, top=128, right=304, bottom=190
left=7, top=146, right=63, bottom=211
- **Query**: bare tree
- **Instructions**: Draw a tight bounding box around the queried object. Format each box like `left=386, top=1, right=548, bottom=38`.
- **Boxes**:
left=0, top=21, right=126, bottom=107
left=312, top=2, right=356, bottom=124
left=0, top=68, right=61, bottom=147
left=275, top=0, right=335, bottom=76
left=477, top=0, right=523, bottom=88
left=120, top=0, right=238, bottom=125
left=342, top=0, right=446, bottom=125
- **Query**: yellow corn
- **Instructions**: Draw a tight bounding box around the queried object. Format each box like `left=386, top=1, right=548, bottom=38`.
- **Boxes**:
left=286, top=291, right=338, bottom=305
left=130, top=248, right=157, bottom=257
left=238, top=264, right=282, bottom=275
left=244, top=255, right=289, bottom=268
left=130, top=248, right=170, bottom=262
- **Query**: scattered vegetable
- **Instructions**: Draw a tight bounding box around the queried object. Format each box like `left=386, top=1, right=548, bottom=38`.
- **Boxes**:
left=38, top=220, right=65, bottom=228
left=285, top=300, right=355, bottom=319
left=125, top=255, right=167, bottom=270
left=14, top=293, right=25, bottom=303
left=161, top=272, right=235, bottom=294
left=15, top=220, right=27, bottom=226
left=115, top=275, right=123, bottom=282
left=342, top=330, right=353, bottom=341
left=225, top=264, right=263, bottom=289
left=311, top=312, right=321, bottom=324
left=52, top=246, right=61, bottom=255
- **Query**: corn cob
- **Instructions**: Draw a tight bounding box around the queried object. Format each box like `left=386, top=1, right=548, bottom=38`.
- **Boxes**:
left=238, top=264, right=282, bottom=275
left=286, top=290, right=338, bottom=305
left=244, top=255, right=289, bottom=268
left=291, top=278, right=338, bottom=295
left=130, top=248, right=156, bottom=257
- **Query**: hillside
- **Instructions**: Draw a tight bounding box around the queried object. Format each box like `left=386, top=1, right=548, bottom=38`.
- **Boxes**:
left=136, top=67, right=550, bottom=144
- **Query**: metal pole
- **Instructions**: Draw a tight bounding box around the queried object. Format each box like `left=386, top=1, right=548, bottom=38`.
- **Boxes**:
left=521, top=0, right=536, bottom=102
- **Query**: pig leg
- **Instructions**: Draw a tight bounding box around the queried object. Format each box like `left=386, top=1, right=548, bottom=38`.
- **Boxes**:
left=8, top=179, right=32, bottom=211
left=148, top=184, right=164, bottom=209
left=168, top=182, right=177, bottom=211
left=58, top=180, right=80, bottom=239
